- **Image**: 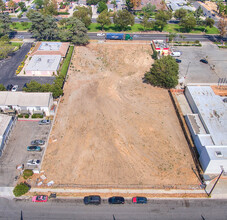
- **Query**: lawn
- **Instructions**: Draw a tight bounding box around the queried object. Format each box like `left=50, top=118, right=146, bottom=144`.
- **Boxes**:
left=10, top=22, right=31, bottom=31
left=163, top=24, right=219, bottom=34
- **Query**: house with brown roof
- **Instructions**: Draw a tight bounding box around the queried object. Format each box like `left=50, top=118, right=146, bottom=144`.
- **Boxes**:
left=133, top=0, right=167, bottom=11
left=30, top=42, right=70, bottom=58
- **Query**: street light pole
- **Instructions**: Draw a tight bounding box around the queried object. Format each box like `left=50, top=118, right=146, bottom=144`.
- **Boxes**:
left=208, top=168, right=224, bottom=197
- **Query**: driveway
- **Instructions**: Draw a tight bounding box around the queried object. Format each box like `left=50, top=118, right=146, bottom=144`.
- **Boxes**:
left=0, top=121, right=51, bottom=187
left=0, top=43, right=54, bottom=91
left=176, top=42, right=227, bottom=84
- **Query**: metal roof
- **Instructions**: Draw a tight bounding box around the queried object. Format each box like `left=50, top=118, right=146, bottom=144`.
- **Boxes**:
left=25, top=55, right=61, bottom=71
left=186, top=86, right=227, bottom=146
left=38, top=42, right=62, bottom=51
left=0, top=92, right=52, bottom=107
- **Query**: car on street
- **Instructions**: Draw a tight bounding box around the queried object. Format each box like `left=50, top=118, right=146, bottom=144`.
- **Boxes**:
left=49, top=193, right=57, bottom=199
left=27, top=159, right=40, bottom=166
left=84, top=195, right=101, bottom=205
left=97, top=33, right=105, bottom=37
left=39, top=120, right=50, bottom=125
left=7, top=84, right=13, bottom=91
left=108, top=197, right=125, bottom=204
left=200, top=59, right=208, bottom=64
left=11, top=85, right=18, bottom=92
left=175, top=59, right=181, bottom=63
left=27, top=146, right=41, bottom=152
left=32, top=195, right=48, bottom=202
left=31, top=140, right=45, bottom=145
left=132, top=197, right=147, bottom=204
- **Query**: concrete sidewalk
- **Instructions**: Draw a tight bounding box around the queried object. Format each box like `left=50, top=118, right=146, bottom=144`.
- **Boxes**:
left=0, top=187, right=14, bottom=197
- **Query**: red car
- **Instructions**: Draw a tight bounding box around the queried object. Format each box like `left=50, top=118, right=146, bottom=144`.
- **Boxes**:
left=32, top=195, right=48, bottom=202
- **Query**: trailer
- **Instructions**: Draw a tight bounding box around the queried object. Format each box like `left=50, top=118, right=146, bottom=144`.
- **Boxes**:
left=105, top=33, right=133, bottom=40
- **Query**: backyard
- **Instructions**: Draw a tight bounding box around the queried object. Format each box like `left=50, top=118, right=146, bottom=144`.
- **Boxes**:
left=41, top=42, right=199, bottom=189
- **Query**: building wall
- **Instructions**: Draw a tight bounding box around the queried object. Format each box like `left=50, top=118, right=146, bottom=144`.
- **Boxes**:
left=0, top=116, right=16, bottom=157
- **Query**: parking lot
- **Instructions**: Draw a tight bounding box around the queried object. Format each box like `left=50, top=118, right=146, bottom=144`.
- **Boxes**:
left=176, top=42, right=227, bottom=84
left=0, top=121, right=51, bottom=186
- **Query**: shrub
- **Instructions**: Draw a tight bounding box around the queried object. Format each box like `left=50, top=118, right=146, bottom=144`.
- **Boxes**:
left=23, top=169, right=33, bottom=179
left=32, top=114, right=43, bottom=118
left=13, top=183, right=30, bottom=197
left=18, top=114, right=23, bottom=118
left=195, top=40, right=199, bottom=44
left=25, top=114, right=29, bottom=118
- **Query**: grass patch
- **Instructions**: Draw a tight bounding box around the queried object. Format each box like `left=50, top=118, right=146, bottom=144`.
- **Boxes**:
left=10, top=22, right=31, bottom=31
left=60, top=45, right=74, bottom=76
left=11, top=42, right=23, bottom=47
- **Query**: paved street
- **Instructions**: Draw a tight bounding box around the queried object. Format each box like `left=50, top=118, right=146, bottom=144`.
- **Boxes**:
left=0, top=197, right=227, bottom=220
left=0, top=43, right=54, bottom=90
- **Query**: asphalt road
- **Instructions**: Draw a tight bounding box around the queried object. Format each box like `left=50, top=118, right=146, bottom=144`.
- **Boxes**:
left=0, top=197, right=227, bottom=220
left=0, top=43, right=54, bottom=90
left=14, top=31, right=224, bottom=42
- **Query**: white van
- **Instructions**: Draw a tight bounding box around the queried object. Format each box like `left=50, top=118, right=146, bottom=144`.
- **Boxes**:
left=170, top=52, right=181, bottom=57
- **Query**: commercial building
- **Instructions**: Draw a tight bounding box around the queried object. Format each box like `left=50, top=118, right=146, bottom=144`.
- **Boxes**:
left=30, top=42, right=70, bottom=58
left=0, top=114, right=16, bottom=157
left=0, top=92, right=54, bottom=116
left=185, top=86, right=227, bottom=174
left=165, top=0, right=195, bottom=11
left=151, top=40, right=170, bottom=56
left=25, top=55, right=61, bottom=76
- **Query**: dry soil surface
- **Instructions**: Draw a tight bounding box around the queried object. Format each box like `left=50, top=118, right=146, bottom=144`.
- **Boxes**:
left=42, top=42, right=199, bottom=189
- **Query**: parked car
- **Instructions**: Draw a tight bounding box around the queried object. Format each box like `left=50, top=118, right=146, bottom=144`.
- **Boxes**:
left=32, top=195, right=48, bottom=202
left=11, top=85, right=18, bottom=92
left=108, top=197, right=125, bottom=204
left=200, top=59, right=208, bottom=64
left=170, top=52, right=181, bottom=57
left=132, top=197, right=147, bottom=204
left=27, top=146, right=41, bottom=152
left=175, top=59, right=181, bottom=63
left=39, top=120, right=50, bottom=125
left=31, top=140, right=45, bottom=145
left=97, top=33, right=105, bottom=37
left=49, top=193, right=57, bottom=199
left=84, top=195, right=101, bottom=205
left=7, top=84, right=13, bottom=91
left=27, top=159, right=40, bottom=166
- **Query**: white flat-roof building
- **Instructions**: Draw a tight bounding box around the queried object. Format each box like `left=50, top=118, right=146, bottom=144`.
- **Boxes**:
left=0, top=92, right=53, bottom=116
left=25, top=55, right=61, bottom=76
left=185, top=86, right=227, bottom=174
left=0, top=114, right=16, bottom=157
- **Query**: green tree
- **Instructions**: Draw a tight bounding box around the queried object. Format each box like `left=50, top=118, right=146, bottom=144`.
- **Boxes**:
left=0, top=12, right=12, bottom=36
left=87, top=0, right=107, bottom=5
left=59, top=17, right=89, bottom=45
left=13, top=183, right=30, bottom=197
left=0, top=41, right=14, bottom=59
left=97, top=9, right=111, bottom=30
left=140, top=13, right=154, bottom=30
left=144, top=55, right=179, bottom=88
left=113, top=9, right=134, bottom=31
left=217, top=2, right=225, bottom=15
left=73, top=6, right=92, bottom=28
left=174, top=8, right=187, bottom=20
left=0, top=0, right=6, bottom=12
left=218, top=18, right=227, bottom=38
left=0, top=84, right=6, bottom=91
left=155, top=10, right=172, bottom=31
left=142, top=3, right=156, bottom=16
left=23, top=80, right=42, bottom=92
left=125, top=0, right=133, bottom=12
left=23, top=169, right=33, bottom=179
left=205, top=17, right=214, bottom=28
left=35, top=0, right=44, bottom=8
left=43, top=0, right=58, bottom=15
left=97, top=1, right=107, bottom=13
left=18, top=2, right=26, bottom=11
left=27, top=11, right=58, bottom=40
left=180, top=14, right=196, bottom=32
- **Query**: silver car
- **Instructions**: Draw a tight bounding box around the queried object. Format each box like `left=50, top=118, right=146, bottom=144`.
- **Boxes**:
left=31, top=140, right=45, bottom=145
left=38, top=120, right=50, bottom=125
left=27, top=159, right=40, bottom=166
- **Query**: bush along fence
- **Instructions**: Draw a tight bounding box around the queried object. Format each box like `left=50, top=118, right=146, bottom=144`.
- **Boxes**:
left=173, top=41, right=202, bottom=47
left=23, top=46, right=74, bottom=98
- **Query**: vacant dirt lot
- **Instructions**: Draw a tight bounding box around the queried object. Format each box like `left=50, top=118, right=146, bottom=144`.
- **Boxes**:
left=42, top=42, right=199, bottom=188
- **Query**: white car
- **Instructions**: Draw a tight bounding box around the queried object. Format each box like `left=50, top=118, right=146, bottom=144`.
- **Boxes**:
left=97, top=33, right=105, bottom=37
left=27, top=159, right=41, bottom=166
left=11, top=85, right=18, bottom=92
left=170, top=52, right=181, bottom=57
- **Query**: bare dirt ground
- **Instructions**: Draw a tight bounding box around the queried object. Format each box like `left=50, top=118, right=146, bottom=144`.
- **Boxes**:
left=42, top=42, right=199, bottom=189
